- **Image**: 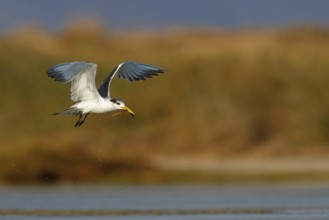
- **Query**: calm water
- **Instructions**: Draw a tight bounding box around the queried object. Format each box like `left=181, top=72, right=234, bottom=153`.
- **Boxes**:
left=1, top=184, right=329, bottom=220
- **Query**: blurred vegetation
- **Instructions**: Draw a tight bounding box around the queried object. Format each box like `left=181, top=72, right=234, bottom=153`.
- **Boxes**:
left=1, top=23, right=329, bottom=184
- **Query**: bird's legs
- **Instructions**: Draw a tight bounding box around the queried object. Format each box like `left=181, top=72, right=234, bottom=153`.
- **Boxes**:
left=75, top=113, right=83, bottom=128
left=80, top=113, right=90, bottom=126
left=75, top=113, right=90, bottom=128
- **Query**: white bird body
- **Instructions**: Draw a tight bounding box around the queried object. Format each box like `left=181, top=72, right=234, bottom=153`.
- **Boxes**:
left=72, top=97, right=115, bottom=114
left=47, top=60, right=165, bottom=127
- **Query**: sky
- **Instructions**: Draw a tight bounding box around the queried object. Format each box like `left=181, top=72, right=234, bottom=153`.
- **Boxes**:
left=0, top=0, right=329, bottom=33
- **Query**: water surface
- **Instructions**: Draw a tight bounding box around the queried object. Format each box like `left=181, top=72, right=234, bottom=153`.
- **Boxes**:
left=1, top=184, right=329, bottom=220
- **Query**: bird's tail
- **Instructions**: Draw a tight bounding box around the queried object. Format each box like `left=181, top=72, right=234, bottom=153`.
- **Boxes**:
left=51, top=107, right=82, bottom=116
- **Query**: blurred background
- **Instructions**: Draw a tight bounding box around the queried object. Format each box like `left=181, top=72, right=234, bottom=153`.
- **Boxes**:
left=1, top=0, right=329, bottom=185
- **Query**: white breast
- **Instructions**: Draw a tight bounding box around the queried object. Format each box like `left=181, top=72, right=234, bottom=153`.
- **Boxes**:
left=72, top=98, right=116, bottom=114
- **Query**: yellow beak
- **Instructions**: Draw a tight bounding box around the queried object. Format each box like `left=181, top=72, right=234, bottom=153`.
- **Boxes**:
left=112, top=106, right=135, bottom=117
left=123, top=106, right=135, bottom=117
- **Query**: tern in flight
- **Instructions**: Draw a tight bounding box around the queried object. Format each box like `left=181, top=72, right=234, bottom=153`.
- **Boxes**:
left=47, top=61, right=165, bottom=127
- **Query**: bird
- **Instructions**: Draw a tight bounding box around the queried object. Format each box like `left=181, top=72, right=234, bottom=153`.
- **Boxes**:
left=47, top=61, right=165, bottom=127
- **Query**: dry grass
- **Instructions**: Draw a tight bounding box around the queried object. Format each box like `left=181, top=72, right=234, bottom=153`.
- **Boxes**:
left=1, top=24, right=329, bottom=184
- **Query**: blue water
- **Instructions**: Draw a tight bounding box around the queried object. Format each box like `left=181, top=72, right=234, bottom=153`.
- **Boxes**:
left=1, top=184, right=329, bottom=220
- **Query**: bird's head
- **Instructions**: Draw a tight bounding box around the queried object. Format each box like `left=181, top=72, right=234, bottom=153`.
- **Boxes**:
left=110, top=98, right=135, bottom=117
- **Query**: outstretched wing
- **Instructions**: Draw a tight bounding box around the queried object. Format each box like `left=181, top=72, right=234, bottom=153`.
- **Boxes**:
left=97, top=61, right=165, bottom=98
left=47, top=61, right=100, bottom=102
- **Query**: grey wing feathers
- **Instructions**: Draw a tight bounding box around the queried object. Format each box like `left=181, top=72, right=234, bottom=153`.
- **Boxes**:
left=117, top=61, right=165, bottom=81
left=47, top=61, right=94, bottom=83
left=47, top=61, right=100, bottom=102
left=97, top=65, right=119, bottom=98
left=97, top=61, right=165, bottom=98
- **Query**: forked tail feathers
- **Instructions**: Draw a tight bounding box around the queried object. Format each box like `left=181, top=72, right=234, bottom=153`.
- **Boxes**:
left=51, top=107, right=82, bottom=116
